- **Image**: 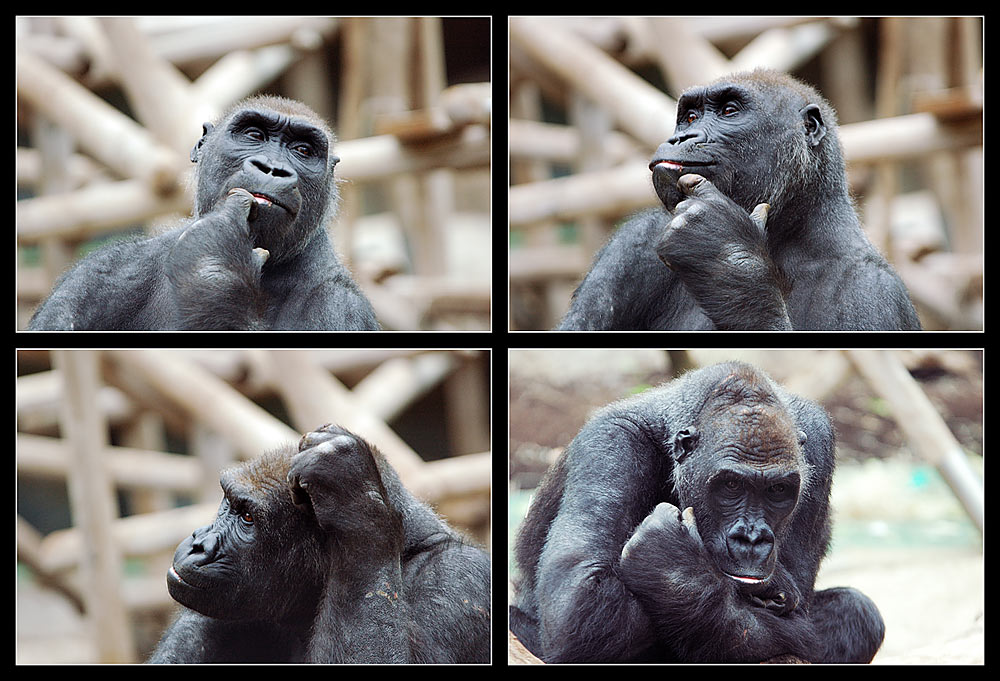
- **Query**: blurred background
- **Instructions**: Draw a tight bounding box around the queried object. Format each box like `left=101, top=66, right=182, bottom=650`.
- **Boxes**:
left=508, top=349, right=983, bottom=663
left=17, top=17, right=492, bottom=330
left=508, top=17, right=982, bottom=330
left=16, top=349, right=491, bottom=663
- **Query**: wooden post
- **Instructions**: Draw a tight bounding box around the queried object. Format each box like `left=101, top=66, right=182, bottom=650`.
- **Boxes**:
left=53, top=350, right=136, bottom=662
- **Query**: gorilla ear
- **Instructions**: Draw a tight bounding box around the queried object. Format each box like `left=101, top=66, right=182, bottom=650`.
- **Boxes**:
left=672, top=427, right=699, bottom=462
left=190, top=122, right=215, bottom=163
left=800, top=105, right=826, bottom=147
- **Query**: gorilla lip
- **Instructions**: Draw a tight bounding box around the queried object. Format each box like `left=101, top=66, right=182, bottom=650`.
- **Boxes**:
left=725, top=573, right=767, bottom=584
left=651, top=160, right=685, bottom=171
left=250, top=192, right=290, bottom=212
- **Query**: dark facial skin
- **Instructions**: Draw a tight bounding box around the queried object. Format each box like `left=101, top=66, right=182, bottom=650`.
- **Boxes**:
left=674, top=402, right=804, bottom=586
left=192, top=108, right=338, bottom=265
left=166, top=456, right=325, bottom=624
left=649, top=81, right=826, bottom=215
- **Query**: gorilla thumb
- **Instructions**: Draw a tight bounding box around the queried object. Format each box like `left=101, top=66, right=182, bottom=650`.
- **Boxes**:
left=226, top=187, right=255, bottom=221
left=676, top=173, right=709, bottom=195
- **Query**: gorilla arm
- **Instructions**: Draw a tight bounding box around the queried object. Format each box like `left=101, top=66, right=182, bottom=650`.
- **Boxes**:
left=655, top=174, right=792, bottom=330
left=618, top=501, right=818, bottom=662
left=165, top=188, right=269, bottom=330
left=287, top=428, right=410, bottom=663
left=531, top=417, right=668, bottom=662
left=555, top=175, right=788, bottom=331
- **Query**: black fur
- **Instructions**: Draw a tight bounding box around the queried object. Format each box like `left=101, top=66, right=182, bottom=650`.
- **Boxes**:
left=558, top=70, right=920, bottom=330
left=30, top=96, right=378, bottom=330
left=150, top=425, right=490, bottom=663
left=510, top=362, right=884, bottom=663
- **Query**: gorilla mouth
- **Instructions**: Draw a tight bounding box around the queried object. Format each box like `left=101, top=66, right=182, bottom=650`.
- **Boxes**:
left=724, top=572, right=768, bottom=584
left=651, top=160, right=684, bottom=171
left=649, top=159, right=713, bottom=172
left=168, top=565, right=189, bottom=585
left=249, top=193, right=289, bottom=213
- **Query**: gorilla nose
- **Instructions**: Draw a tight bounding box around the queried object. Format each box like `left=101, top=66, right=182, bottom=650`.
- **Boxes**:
left=246, top=156, right=294, bottom=180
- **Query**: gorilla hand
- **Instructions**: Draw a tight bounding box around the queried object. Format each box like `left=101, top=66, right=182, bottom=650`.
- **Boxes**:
left=288, top=425, right=402, bottom=553
left=165, top=187, right=268, bottom=329
left=619, top=503, right=709, bottom=599
left=746, top=563, right=803, bottom=615
left=655, top=174, right=791, bottom=330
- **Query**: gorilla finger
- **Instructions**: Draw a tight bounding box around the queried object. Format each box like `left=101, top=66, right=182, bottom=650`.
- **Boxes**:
left=677, top=173, right=711, bottom=196
left=298, top=424, right=338, bottom=452
left=651, top=502, right=682, bottom=523
left=226, top=187, right=255, bottom=220
left=681, top=506, right=697, bottom=532
left=252, top=247, right=270, bottom=268
left=749, top=202, right=770, bottom=235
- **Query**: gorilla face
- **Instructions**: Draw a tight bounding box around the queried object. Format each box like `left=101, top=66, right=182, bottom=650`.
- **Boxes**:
left=166, top=449, right=325, bottom=623
left=649, top=77, right=825, bottom=215
left=191, top=102, right=339, bottom=265
left=671, top=371, right=806, bottom=586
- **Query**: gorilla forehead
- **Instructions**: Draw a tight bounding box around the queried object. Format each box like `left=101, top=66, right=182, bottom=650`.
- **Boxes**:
left=696, top=365, right=802, bottom=464
left=221, top=447, right=296, bottom=500
left=218, top=95, right=334, bottom=140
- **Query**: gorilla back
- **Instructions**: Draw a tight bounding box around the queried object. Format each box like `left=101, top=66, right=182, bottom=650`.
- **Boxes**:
left=29, top=96, right=379, bottom=331
left=558, top=70, right=920, bottom=331
left=510, top=362, right=884, bottom=663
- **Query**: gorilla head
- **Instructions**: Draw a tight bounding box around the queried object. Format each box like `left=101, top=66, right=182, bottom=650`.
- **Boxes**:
left=166, top=449, right=327, bottom=623
left=670, top=365, right=808, bottom=586
left=190, top=95, right=340, bottom=266
left=650, top=69, right=843, bottom=225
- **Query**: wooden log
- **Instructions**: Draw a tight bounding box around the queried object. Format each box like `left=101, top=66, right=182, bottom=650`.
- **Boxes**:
left=268, top=350, right=425, bottom=482
left=510, top=17, right=676, bottom=148
left=847, top=350, right=983, bottom=533
left=16, top=49, right=183, bottom=194
left=52, top=350, right=135, bottom=662
left=106, top=350, right=299, bottom=460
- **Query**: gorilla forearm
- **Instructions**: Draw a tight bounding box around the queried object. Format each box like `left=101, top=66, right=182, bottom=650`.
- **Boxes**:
left=310, top=556, right=409, bottom=663
left=534, top=558, right=655, bottom=662
left=618, top=505, right=816, bottom=661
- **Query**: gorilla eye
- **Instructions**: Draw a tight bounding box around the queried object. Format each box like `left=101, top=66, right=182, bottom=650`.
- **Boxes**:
left=293, top=143, right=314, bottom=157
left=240, top=511, right=254, bottom=525
left=724, top=480, right=741, bottom=492
left=721, top=104, right=740, bottom=116
left=244, top=128, right=266, bottom=141
left=685, top=110, right=699, bottom=124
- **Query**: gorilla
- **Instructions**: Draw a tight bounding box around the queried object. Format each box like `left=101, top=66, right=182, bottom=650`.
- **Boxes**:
left=557, top=70, right=920, bottom=330
left=150, top=424, right=490, bottom=663
left=510, top=362, right=884, bottom=663
left=30, top=96, right=379, bottom=330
